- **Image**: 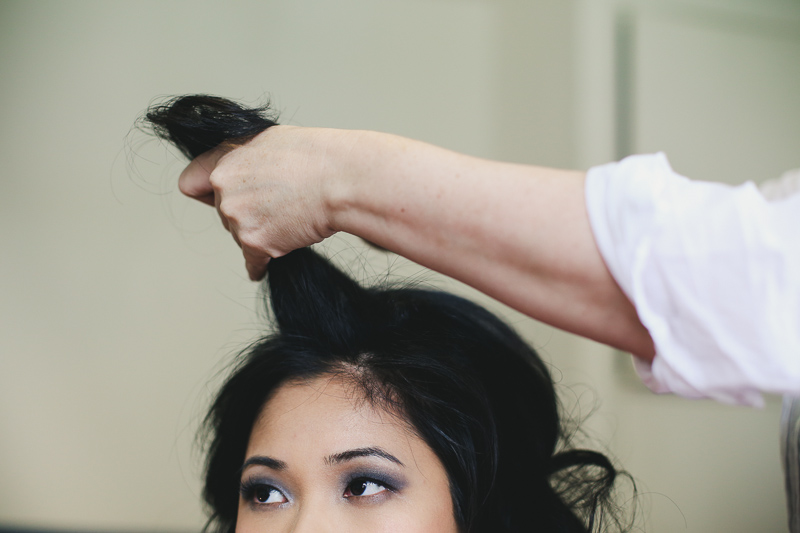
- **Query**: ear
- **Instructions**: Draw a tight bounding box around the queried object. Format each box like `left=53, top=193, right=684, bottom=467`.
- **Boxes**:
left=144, top=94, right=278, bottom=159
left=267, top=248, right=377, bottom=351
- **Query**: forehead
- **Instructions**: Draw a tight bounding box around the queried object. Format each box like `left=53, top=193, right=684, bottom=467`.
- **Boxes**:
left=246, top=375, right=413, bottom=458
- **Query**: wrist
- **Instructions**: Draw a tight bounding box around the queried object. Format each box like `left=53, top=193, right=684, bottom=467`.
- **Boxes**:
left=322, top=129, right=386, bottom=236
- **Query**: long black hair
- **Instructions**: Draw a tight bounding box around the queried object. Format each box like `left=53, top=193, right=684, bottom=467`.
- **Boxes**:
left=143, top=95, right=633, bottom=532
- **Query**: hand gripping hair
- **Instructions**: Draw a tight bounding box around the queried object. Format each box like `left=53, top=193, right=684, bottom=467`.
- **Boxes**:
left=143, top=95, right=634, bottom=533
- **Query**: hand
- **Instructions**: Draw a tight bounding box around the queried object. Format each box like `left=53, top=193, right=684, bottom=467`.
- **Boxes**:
left=178, top=126, right=344, bottom=280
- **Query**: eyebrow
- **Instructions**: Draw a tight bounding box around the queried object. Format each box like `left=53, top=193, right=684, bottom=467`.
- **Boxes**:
left=241, top=455, right=288, bottom=472
left=240, top=446, right=404, bottom=473
left=325, top=447, right=405, bottom=467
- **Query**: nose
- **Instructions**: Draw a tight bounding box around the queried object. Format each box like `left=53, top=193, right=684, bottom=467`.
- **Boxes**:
left=289, top=503, right=339, bottom=533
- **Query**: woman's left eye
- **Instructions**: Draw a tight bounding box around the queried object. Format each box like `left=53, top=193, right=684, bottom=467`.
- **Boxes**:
left=344, top=478, right=389, bottom=498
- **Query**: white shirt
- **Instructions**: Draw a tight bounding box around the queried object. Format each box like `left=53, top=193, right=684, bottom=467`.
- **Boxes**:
left=585, top=153, right=800, bottom=407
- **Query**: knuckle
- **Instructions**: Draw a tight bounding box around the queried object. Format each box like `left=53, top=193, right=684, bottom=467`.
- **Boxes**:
left=217, top=198, right=237, bottom=220
left=208, top=165, right=235, bottom=190
left=207, top=171, right=225, bottom=190
left=237, top=228, right=260, bottom=250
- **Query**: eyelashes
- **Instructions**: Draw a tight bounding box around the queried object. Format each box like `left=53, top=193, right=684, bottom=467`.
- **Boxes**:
left=240, top=471, right=404, bottom=507
left=343, top=475, right=397, bottom=498
left=240, top=478, right=289, bottom=507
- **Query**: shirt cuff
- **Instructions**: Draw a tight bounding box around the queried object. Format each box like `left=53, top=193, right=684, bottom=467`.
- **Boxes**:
left=585, top=153, right=798, bottom=408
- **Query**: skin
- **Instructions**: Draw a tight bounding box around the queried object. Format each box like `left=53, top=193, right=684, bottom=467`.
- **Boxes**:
left=179, top=126, right=655, bottom=361
left=238, top=375, right=459, bottom=533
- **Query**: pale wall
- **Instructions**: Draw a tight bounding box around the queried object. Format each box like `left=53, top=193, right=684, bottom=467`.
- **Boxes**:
left=0, top=1, right=790, bottom=531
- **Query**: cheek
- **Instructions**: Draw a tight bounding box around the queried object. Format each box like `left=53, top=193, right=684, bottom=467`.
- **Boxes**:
left=373, top=481, right=459, bottom=533
left=235, top=508, right=293, bottom=533
left=342, top=502, right=459, bottom=533
left=385, top=506, right=460, bottom=533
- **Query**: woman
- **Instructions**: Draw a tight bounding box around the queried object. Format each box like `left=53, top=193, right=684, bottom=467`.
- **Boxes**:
left=144, top=96, right=632, bottom=532
left=202, top=246, right=629, bottom=532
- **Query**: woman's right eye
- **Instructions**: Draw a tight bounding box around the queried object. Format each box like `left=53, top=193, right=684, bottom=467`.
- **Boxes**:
left=243, top=483, right=288, bottom=505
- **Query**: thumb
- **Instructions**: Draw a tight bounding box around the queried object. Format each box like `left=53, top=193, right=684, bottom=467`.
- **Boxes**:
left=178, top=148, right=225, bottom=206
left=243, top=248, right=270, bottom=281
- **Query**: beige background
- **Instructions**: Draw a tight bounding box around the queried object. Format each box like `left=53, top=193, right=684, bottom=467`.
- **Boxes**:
left=1, top=0, right=798, bottom=531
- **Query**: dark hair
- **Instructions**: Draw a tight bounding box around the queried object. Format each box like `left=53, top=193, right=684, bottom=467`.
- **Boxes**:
left=143, top=94, right=278, bottom=160
left=142, top=95, right=633, bottom=532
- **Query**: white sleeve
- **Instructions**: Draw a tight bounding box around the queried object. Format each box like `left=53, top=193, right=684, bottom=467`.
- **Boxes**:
left=585, top=153, right=800, bottom=407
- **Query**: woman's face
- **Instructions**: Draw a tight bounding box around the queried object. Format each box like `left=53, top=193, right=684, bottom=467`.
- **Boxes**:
left=236, top=375, right=459, bottom=533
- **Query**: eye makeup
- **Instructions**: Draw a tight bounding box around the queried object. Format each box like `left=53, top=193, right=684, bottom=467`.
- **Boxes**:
left=341, top=467, right=407, bottom=502
left=240, top=476, right=291, bottom=508
left=238, top=441, right=412, bottom=516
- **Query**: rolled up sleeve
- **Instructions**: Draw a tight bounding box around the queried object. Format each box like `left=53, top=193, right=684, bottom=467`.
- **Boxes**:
left=586, top=153, right=800, bottom=407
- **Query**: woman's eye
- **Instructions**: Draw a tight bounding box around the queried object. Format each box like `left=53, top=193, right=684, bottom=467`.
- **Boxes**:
left=247, top=484, right=287, bottom=505
left=344, top=478, right=388, bottom=498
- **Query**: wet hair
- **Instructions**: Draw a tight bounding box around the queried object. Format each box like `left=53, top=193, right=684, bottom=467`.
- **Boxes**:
left=142, top=95, right=633, bottom=532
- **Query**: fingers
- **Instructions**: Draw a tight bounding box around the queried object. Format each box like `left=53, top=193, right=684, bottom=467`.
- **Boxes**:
left=226, top=213, right=269, bottom=281
left=178, top=148, right=227, bottom=206
left=214, top=189, right=231, bottom=232
left=228, top=223, right=268, bottom=280
left=243, top=248, right=270, bottom=281
left=224, top=216, right=268, bottom=281
left=177, top=145, right=271, bottom=281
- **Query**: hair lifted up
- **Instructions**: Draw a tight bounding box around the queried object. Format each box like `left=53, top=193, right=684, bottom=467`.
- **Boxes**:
left=142, top=95, right=635, bottom=533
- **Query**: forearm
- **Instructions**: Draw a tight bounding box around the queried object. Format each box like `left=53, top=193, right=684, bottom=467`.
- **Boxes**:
left=329, top=131, right=655, bottom=359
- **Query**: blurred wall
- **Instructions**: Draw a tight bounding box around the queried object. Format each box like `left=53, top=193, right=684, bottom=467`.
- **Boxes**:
left=0, top=0, right=795, bottom=531
left=573, top=0, right=800, bottom=530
